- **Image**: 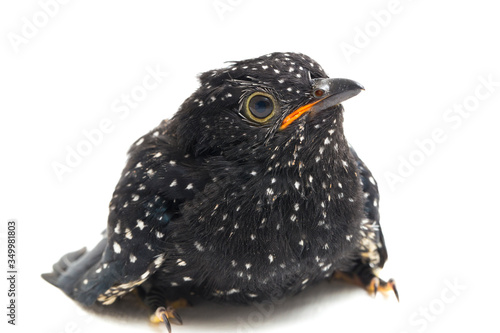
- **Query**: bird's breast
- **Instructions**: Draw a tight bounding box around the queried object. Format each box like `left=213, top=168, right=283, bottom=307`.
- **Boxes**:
left=163, top=160, right=364, bottom=302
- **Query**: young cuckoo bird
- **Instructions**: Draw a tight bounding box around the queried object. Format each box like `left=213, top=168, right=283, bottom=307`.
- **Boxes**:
left=43, top=52, right=397, bottom=331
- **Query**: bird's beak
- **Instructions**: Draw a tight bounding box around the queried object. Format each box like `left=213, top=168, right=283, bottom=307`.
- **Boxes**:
left=280, top=78, right=364, bottom=130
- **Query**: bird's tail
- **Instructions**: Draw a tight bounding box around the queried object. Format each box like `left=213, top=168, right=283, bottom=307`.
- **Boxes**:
left=42, top=237, right=107, bottom=304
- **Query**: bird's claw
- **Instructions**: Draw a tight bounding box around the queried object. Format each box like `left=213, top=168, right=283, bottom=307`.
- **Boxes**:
left=332, top=270, right=399, bottom=301
left=369, top=277, right=399, bottom=302
left=151, top=306, right=183, bottom=333
left=166, top=306, right=183, bottom=325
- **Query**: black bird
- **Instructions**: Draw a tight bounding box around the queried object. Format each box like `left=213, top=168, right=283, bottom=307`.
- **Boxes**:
left=43, top=52, right=397, bottom=331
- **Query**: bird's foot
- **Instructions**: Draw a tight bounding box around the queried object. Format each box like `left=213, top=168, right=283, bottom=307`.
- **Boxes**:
left=332, top=266, right=399, bottom=301
left=366, top=276, right=399, bottom=301
left=140, top=286, right=188, bottom=332
left=150, top=306, right=183, bottom=333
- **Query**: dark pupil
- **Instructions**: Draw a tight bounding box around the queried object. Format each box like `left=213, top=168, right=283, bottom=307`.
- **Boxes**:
left=249, top=96, right=273, bottom=118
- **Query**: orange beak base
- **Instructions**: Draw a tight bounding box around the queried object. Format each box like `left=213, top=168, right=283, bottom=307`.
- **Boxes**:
left=279, top=100, right=321, bottom=130
left=279, top=78, right=364, bottom=131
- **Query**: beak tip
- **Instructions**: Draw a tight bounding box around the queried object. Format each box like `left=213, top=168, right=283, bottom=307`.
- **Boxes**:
left=354, top=81, right=365, bottom=91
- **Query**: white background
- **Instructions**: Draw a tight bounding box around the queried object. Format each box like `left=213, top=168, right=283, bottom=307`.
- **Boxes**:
left=1, top=1, right=499, bottom=332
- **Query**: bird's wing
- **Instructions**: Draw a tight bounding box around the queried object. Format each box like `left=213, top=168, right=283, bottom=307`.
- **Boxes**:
left=43, top=120, right=208, bottom=306
left=350, top=146, right=388, bottom=268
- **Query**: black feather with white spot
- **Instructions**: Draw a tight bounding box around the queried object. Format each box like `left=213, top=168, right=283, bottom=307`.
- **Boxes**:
left=43, top=52, right=390, bottom=309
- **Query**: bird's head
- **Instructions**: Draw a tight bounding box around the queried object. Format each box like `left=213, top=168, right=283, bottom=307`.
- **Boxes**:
left=173, top=52, right=363, bottom=163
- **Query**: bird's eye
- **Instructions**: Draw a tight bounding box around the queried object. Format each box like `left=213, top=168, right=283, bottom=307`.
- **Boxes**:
left=313, top=89, right=325, bottom=98
left=245, top=92, right=277, bottom=123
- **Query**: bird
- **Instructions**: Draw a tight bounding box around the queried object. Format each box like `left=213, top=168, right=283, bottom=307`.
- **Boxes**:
left=43, top=52, right=397, bottom=331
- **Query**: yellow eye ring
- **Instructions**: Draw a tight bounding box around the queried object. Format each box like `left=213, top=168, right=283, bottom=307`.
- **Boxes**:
left=244, top=92, right=277, bottom=123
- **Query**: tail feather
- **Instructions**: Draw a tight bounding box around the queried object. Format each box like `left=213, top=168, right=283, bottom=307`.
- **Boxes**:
left=42, top=247, right=87, bottom=286
left=42, top=238, right=107, bottom=303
